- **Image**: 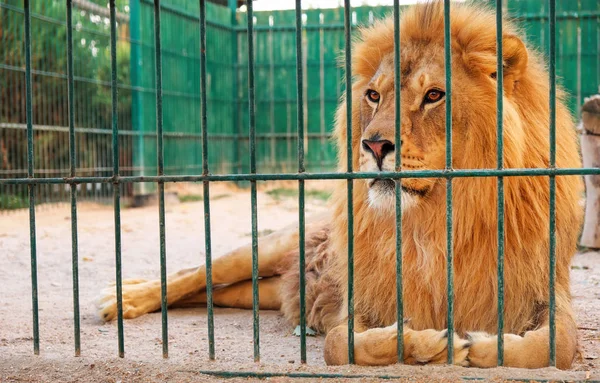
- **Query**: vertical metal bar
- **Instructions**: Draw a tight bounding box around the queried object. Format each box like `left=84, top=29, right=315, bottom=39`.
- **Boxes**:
left=23, top=0, right=39, bottom=356
left=547, top=0, right=557, bottom=368
left=443, top=0, right=454, bottom=365
left=130, top=0, right=145, bottom=194
left=153, top=0, right=169, bottom=359
left=66, top=0, right=81, bottom=357
left=495, top=0, right=505, bottom=367
left=319, top=14, right=326, bottom=171
left=597, top=13, right=600, bottom=87
left=393, top=0, right=403, bottom=364
left=343, top=0, right=354, bottom=365
left=576, top=0, right=582, bottom=109
left=109, top=0, right=125, bottom=358
left=246, top=0, right=260, bottom=363
left=294, top=0, right=307, bottom=364
left=269, top=20, right=276, bottom=171
left=199, top=0, right=215, bottom=361
left=228, top=0, right=240, bottom=176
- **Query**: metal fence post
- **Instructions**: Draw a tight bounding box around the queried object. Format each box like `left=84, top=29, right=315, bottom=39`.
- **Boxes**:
left=343, top=0, right=355, bottom=365
left=495, top=0, right=506, bottom=367
left=66, top=0, right=81, bottom=357
left=109, top=0, right=125, bottom=358
left=294, top=0, right=307, bottom=364
left=246, top=0, right=261, bottom=362
left=199, top=0, right=215, bottom=361
left=152, top=0, right=169, bottom=359
left=23, top=0, right=40, bottom=356
left=130, top=0, right=146, bottom=195
left=547, top=0, right=558, bottom=367
left=443, top=0, right=454, bottom=365
left=393, top=0, right=404, bottom=364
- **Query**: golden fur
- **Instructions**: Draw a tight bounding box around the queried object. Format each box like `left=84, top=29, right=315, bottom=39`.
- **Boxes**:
left=97, top=1, right=583, bottom=369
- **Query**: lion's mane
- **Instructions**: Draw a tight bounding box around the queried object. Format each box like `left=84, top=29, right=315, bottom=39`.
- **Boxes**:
left=325, top=2, right=583, bottom=335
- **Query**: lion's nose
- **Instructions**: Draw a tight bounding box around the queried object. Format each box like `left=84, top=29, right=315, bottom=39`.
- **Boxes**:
left=362, top=139, right=395, bottom=168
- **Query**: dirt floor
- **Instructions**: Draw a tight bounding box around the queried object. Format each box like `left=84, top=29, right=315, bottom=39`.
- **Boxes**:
left=0, top=182, right=599, bottom=382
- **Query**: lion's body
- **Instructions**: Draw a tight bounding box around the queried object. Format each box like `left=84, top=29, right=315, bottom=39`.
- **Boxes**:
left=281, top=1, right=582, bottom=339
left=97, top=1, right=583, bottom=370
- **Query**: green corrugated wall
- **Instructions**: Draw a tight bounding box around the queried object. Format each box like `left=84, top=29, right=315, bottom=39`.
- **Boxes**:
left=134, top=0, right=600, bottom=181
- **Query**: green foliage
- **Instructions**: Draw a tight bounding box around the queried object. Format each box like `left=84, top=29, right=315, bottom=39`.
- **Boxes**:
left=266, top=188, right=331, bottom=202
left=1, top=0, right=132, bottom=179
left=178, top=194, right=203, bottom=203
left=0, top=194, right=29, bottom=210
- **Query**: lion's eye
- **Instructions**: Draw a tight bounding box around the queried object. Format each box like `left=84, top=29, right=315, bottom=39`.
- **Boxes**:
left=423, top=89, right=445, bottom=104
left=366, top=89, right=380, bottom=103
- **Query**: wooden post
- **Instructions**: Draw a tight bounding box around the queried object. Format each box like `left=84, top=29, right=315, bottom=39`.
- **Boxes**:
left=580, top=94, right=600, bottom=249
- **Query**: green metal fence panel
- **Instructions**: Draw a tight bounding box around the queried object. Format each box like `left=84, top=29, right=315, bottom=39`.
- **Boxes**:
left=1, top=0, right=599, bottom=209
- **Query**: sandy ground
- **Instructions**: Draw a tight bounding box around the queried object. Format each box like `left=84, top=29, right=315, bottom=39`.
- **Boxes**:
left=0, top=183, right=599, bottom=382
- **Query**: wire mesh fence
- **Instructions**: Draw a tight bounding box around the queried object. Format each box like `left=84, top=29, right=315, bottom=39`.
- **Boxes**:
left=1, top=0, right=600, bottom=380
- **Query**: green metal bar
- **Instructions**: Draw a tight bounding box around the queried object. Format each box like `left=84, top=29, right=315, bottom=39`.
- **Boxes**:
left=227, top=11, right=600, bottom=31
left=23, top=0, right=39, bottom=356
left=295, top=0, right=307, bottom=364
left=109, top=0, right=125, bottom=358
left=547, top=0, right=557, bottom=368
left=495, top=0, right=505, bottom=367
left=343, top=0, right=355, bottom=365
left=246, top=0, right=260, bottom=362
left=66, top=0, right=81, bottom=357
left=576, top=0, right=582, bottom=109
left=2, top=167, right=600, bottom=186
left=153, top=0, right=169, bottom=359
left=229, top=0, right=240, bottom=177
left=195, top=370, right=600, bottom=382
left=443, top=0, right=454, bottom=365
left=200, top=0, right=215, bottom=361
left=393, top=0, right=403, bottom=364
left=0, top=123, right=329, bottom=140
left=514, top=10, right=600, bottom=21
left=130, top=0, right=145, bottom=195
left=235, top=24, right=347, bottom=32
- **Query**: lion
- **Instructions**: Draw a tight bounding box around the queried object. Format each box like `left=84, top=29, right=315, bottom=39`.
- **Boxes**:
left=97, top=2, right=583, bottom=369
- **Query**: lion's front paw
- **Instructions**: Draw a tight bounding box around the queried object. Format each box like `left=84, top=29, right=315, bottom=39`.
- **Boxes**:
left=95, top=280, right=161, bottom=322
left=466, top=331, right=528, bottom=368
left=405, top=328, right=471, bottom=366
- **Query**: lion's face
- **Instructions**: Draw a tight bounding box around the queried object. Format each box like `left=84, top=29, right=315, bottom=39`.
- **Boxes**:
left=351, top=4, right=532, bottom=213
left=359, top=50, right=453, bottom=210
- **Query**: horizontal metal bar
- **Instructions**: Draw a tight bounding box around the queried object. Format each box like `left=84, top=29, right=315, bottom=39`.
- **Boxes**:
left=235, top=23, right=346, bottom=32
left=196, top=370, right=599, bottom=382
left=516, top=10, right=600, bottom=21
left=1, top=167, right=598, bottom=185
left=230, top=10, right=600, bottom=32
left=0, top=165, right=202, bottom=176
left=236, top=62, right=339, bottom=69
left=0, top=123, right=332, bottom=139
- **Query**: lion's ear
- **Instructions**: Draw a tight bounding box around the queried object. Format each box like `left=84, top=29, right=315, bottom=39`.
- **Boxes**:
left=502, top=34, right=528, bottom=80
